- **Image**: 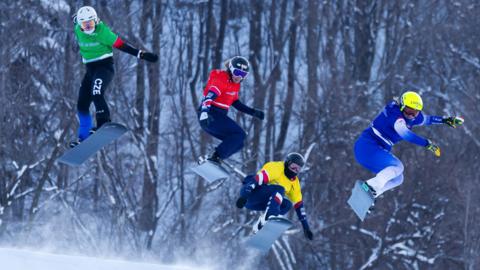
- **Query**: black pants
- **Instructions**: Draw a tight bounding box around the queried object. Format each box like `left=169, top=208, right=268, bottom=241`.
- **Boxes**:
left=77, top=57, right=114, bottom=128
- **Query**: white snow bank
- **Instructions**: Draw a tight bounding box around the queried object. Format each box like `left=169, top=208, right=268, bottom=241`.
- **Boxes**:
left=0, top=247, right=210, bottom=270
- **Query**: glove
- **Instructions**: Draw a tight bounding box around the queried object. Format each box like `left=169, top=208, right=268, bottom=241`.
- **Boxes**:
left=235, top=197, right=247, bottom=209
left=301, top=220, right=313, bottom=240
left=443, top=116, right=464, bottom=128
left=253, top=109, right=265, bottom=120
left=240, top=182, right=256, bottom=198
left=303, top=228, right=314, bottom=240
left=199, top=111, right=213, bottom=126
left=138, top=50, right=158, bottom=62
left=426, top=139, right=441, bottom=157
left=72, top=14, right=77, bottom=25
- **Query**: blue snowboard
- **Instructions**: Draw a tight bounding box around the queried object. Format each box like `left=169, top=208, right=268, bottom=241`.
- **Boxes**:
left=57, top=122, right=128, bottom=166
left=347, top=180, right=375, bottom=221
left=246, top=217, right=293, bottom=252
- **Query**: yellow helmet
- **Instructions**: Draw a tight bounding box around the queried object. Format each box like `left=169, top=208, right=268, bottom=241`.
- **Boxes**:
left=400, top=91, right=423, bottom=111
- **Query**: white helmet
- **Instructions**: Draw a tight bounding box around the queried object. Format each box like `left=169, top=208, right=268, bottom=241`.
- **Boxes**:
left=76, top=6, right=98, bottom=34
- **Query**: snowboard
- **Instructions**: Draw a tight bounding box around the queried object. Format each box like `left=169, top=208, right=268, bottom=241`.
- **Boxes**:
left=57, top=122, right=128, bottom=167
left=246, top=217, right=293, bottom=252
left=190, top=158, right=230, bottom=182
left=347, top=180, right=375, bottom=221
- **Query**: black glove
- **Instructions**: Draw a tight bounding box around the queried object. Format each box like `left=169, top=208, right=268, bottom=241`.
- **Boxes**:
left=138, top=50, right=158, bottom=62
left=303, top=228, right=313, bottom=240
left=301, top=220, right=313, bottom=240
left=253, top=109, right=265, bottom=121
left=426, top=139, right=441, bottom=157
left=443, top=116, right=464, bottom=128
left=236, top=197, right=247, bottom=209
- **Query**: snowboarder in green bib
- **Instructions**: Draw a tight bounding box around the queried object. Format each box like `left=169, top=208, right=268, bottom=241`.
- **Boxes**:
left=70, top=6, right=158, bottom=147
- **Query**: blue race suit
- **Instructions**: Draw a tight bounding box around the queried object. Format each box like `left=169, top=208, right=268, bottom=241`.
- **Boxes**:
left=354, top=101, right=443, bottom=195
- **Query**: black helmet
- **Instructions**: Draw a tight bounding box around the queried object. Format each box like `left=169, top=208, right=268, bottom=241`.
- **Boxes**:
left=228, top=56, right=250, bottom=78
left=284, top=152, right=305, bottom=179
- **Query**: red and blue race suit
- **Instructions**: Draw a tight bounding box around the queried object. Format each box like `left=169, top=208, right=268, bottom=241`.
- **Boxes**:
left=198, top=70, right=257, bottom=159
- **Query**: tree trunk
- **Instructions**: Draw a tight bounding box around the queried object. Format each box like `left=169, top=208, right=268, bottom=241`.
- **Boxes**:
left=274, top=0, right=300, bottom=159
left=303, top=0, right=321, bottom=147
left=212, top=0, right=228, bottom=69
left=247, top=0, right=264, bottom=171
left=138, top=0, right=161, bottom=234
left=134, top=0, right=149, bottom=138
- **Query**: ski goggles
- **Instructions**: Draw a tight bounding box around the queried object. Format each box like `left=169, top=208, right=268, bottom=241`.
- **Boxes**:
left=80, top=20, right=95, bottom=31
left=231, top=68, right=249, bottom=78
left=402, top=106, right=420, bottom=118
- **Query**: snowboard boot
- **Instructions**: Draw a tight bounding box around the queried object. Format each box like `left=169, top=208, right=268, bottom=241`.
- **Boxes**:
left=69, top=140, right=81, bottom=148
left=252, top=211, right=279, bottom=234
left=69, top=127, right=96, bottom=149
left=89, top=127, right=97, bottom=135
left=252, top=212, right=267, bottom=234
left=367, top=198, right=377, bottom=214
left=207, top=151, right=222, bottom=165
left=362, top=181, right=377, bottom=198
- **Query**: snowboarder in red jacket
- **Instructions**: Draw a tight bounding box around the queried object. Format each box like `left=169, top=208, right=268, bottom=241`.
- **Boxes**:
left=198, top=56, right=264, bottom=163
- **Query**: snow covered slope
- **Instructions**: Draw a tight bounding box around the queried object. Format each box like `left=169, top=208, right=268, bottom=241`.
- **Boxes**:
left=0, top=248, right=210, bottom=270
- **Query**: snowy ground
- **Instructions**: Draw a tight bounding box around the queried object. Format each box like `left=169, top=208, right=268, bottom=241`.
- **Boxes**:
left=0, top=247, right=211, bottom=270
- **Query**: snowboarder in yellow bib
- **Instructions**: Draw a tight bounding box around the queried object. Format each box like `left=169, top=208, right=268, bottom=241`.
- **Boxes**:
left=236, top=153, right=313, bottom=240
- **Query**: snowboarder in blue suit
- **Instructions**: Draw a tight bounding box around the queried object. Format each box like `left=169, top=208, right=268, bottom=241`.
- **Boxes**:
left=354, top=91, right=464, bottom=199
